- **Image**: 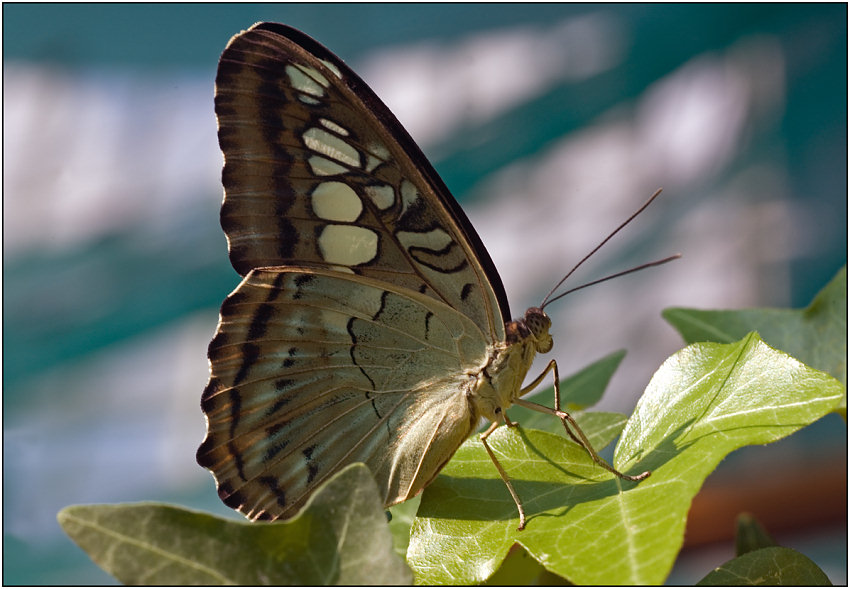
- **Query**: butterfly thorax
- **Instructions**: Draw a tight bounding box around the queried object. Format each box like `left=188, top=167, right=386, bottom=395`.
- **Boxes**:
left=469, top=307, right=553, bottom=422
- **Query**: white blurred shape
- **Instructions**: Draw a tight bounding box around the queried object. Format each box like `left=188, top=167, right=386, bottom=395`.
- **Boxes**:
left=5, top=313, right=215, bottom=542
left=357, top=13, right=626, bottom=148
left=4, top=63, right=221, bottom=256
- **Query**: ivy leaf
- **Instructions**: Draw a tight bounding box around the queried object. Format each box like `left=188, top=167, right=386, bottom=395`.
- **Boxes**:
left=697, top=547, right=832, bottom=585
left=407, top=333, right=843, bottom=585
left=57, top=463, right=411, bottom=585
left=508, top=408, right=628, bottom=450
left=387, top=494, right=420, bottom=558
left=483, top=544, right=569, bottom=585
left=663, top=265, right=847, bottom=390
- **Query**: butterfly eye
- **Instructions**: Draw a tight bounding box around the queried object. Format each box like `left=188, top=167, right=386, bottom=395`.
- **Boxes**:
left=524, top=307, right=550, bottom=330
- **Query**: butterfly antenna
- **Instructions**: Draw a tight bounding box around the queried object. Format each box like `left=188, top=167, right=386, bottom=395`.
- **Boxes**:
left=542, top=254, right=681, bottom=308
left=541, top=188, right=671, bottom=309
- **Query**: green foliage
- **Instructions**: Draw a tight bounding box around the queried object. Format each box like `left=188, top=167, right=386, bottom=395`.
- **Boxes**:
left=59, top=271, right=846, bottom=585
left=695, top=514, right=832, bottom=585
left=697, top=547, right=832, bottom=586
left=57, top=464, right=411, bottom=585
left=407, top=333, right=842, bottom=584
left=483, top=544, right=568, bottom=585
left=387, top=494, right=420, bottom=558
left=663, top=266, right=847, bottom=390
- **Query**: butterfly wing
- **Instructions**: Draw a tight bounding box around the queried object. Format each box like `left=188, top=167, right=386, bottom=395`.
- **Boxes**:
left=215, top=22, right=510, bottom=336
left=198, top=267, right=487, bottom=520
left=200, top=22, right=514, bottom=520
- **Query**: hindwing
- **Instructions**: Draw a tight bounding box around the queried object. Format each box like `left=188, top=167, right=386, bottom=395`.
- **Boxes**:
left=197, top=267, right=488, bottom=519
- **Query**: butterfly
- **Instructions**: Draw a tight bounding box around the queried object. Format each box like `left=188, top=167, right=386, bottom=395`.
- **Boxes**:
left=197, top=22, right=658, bottom=531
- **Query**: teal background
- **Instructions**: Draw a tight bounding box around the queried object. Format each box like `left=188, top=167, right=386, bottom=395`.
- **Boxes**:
left=4, top=3, right=846, bottom=584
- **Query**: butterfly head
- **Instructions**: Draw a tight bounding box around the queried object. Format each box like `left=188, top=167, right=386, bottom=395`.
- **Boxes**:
left=522, top=307, right=553, bottom=354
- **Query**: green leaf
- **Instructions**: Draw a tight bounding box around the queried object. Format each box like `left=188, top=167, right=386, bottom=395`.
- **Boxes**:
left=697, top=546, right=832, bottom=585
left=483, top=544, right=569, bottom=585
left=569, top=411, right=628, bottom=450
left=407, top=333, right=843, bottom=585
left=735, top=513, right=777, bottom=556
left=387, top=494, right=420, bottom=558
left=663, top=265, right=847, bottom=390
left=508, top=407, right=628, bottom=448
left=57, top=463, right=411, bottom=585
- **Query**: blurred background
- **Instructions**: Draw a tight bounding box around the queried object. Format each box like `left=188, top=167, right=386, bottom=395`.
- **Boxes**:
left=4, top=4, right=846, bottom=584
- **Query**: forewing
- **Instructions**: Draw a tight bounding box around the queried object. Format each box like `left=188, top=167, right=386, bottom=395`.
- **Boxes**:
left=215, top=22, right=509, bottom=338
left=197, top=267, right=489, bottom=520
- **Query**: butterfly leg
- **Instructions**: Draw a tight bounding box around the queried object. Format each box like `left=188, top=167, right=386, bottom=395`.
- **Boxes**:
left=480, top=420, right=527, bottom=531
left=517, top=360, right=580, bottom=444
left=514, top=360, right=650, bottom=483
left=500, top=409, right=518, bottom=428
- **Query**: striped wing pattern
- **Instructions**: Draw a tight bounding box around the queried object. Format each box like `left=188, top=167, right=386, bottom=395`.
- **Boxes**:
left=200, top=268, right=487, bottom=519
left=198, top=23, right=511, bottom=520
left=213, top=22, right=508, bottom=335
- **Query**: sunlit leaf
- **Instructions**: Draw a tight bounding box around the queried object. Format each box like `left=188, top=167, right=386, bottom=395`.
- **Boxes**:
left=58, top=463, right=411, bottom=585
left=663, top=265, right=846, bottom=391
left=408, top=333, right=843, bottom=584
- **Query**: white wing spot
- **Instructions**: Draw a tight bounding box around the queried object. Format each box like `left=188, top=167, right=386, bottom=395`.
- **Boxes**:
left=320, top=118, right=350, bottom=136
left=308, top=155, right=349, bottom=176
left=364, top=155, right=382, bottom=173
left=295, top=62, right=330, bottom=87
left=319, top=59, right=342, bottom=79
left=397, top=228, right=453, bottom=251
left=400, top=180, right=419, bottom=217
left=368, top=142, right=390, bottom=161
left=297, top=94, right=320, bottom=106
left=318, top=225, right=379, bottom=265
left=304, top=127, right=361, bottom=168
left=311, top=182, right=362, bottom=222
left=364, top=184, right=396, bottom=211
left=327, top=265, right=355, bottom=274
left=285, top=64, right=326, bottom=97
left=364, top=143, right=390, bottom=172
